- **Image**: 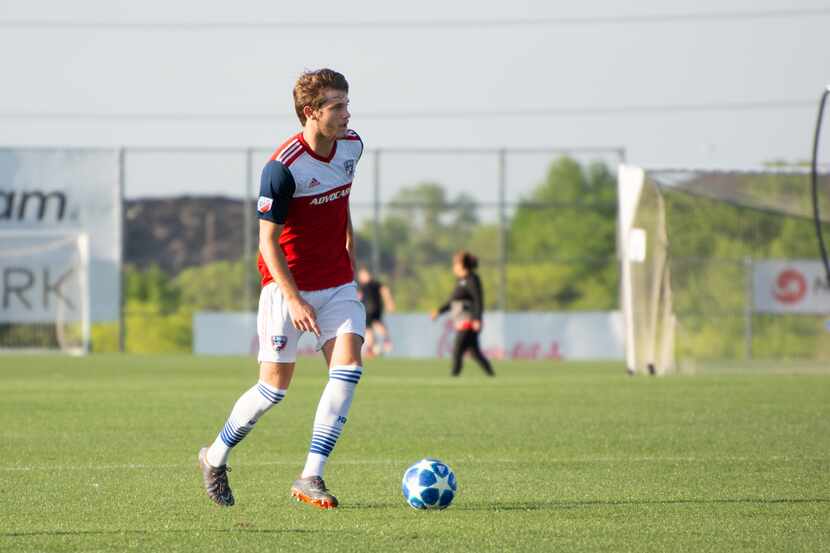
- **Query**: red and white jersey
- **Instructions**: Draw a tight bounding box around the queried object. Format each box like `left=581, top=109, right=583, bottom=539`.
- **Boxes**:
left=256, top=130, right=363, bottom=291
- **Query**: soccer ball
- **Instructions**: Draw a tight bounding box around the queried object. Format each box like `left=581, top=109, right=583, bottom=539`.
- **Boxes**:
left=401, top=458, right=457, bottom=510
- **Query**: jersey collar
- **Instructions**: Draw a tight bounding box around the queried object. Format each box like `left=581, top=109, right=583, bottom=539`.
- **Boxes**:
left=298, top=132, right=338, bottom=163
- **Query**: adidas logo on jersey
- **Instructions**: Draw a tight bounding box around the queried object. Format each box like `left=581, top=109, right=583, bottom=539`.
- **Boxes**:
left=309, top=188, right=350, bottom=206
left=308, top=178, right=321, bottom=188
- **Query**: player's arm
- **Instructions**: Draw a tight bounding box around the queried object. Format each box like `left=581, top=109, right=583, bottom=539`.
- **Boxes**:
left=258, top=221, right=319, bottom=336
left=467, top=274, right=484, bottom=331
left=380, top=285, right=396, bottom=312
left=346, top=206, right=356, bottom=274
left=431, top=293, right=453, bottom=321
left=257, top=160, right=320, bottom=336
left=432, top=277, right=462, bottom=320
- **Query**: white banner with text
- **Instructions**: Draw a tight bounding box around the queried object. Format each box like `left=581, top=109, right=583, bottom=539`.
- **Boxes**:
left=752, top=260, right=830, bottom=314
left=0, top=149, right=121, bottom=322
left=194, top=311, right=625, bottom=360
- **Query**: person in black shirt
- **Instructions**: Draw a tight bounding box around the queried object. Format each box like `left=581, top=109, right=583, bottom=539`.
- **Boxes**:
left=357, top=266, right=396, bottom=357
left=431, top=251, right=495, bottom=377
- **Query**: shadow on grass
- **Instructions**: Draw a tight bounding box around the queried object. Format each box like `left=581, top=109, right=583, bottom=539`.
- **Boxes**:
left=2, top=528, right=349, bottom=538
left=338, top=502, right=396, bottom=510
left=456, top=497, right=830, bottom=511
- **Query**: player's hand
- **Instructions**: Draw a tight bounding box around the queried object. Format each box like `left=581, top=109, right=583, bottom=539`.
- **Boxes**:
left=287, top=296, right=320, bottom=336
left=471, top=319, right=482, bottom=332
left=430, top=310, right=438, bottom=321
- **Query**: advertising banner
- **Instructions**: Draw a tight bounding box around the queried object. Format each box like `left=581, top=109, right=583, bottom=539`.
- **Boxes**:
left=752, top=260, right=830, bottom=314
left=0, top=234, right=87, bottom=323
left=194, top=311, right=625, bottom=361
left=0, top=149, right=121, bottom=321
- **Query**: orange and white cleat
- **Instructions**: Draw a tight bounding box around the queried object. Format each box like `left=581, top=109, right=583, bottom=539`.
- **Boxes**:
left=290, top=476, right=339, bottom=509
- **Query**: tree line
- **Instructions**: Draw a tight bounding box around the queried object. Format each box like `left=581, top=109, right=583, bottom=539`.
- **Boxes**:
left=91, top=157, right=827, bottom=360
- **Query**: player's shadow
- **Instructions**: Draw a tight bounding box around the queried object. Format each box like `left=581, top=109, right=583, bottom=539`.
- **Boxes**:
left=2, top=528, right=337, bottom=538
left=338, top=501, right=396, bottom=510
left=456, top=497, right=830, bottom=511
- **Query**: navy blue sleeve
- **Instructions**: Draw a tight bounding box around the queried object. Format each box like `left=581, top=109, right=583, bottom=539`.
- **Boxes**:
left=257, top=160, right=296, bottom=224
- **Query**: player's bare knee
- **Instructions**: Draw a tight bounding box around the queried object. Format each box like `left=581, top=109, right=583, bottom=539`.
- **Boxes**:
left=325, top=333, right=363, bottom=367
left=259, top=361, right=295, bottom=389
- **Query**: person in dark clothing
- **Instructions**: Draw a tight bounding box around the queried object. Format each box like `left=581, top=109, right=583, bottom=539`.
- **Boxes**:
left=431, top=251, right=495, bottom=377
left=357, top=266, right=396, bottom=357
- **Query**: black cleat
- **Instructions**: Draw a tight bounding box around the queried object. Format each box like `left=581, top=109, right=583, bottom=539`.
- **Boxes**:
left=198, top=447, right=235, bottom=507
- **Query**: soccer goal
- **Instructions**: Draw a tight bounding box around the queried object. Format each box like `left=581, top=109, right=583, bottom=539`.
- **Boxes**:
left=0, top=231, right=91, bottom=354
left=618, top=166, right=830, bottom=374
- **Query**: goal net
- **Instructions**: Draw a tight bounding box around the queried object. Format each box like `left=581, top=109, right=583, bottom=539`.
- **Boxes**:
left=619, top=167, right=830, bottom=374
left=0, top=232, right=91, bottom=354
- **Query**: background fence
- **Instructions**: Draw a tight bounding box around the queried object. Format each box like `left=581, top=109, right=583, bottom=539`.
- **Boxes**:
left=116, top=145, right=626, bottom=352
left=4, top=146, right=827, bottom=360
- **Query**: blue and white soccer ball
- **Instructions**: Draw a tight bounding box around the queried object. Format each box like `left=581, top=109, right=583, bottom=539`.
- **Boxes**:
left=401, top=458, right=457, bottom=510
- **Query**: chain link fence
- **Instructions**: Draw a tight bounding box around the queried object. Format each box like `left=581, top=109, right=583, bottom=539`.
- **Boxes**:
left=117, top=145, right=625, bottom=352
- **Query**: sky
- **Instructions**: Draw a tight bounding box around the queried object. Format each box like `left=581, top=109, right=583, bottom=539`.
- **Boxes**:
left=0, top=0, right=828, bottom=202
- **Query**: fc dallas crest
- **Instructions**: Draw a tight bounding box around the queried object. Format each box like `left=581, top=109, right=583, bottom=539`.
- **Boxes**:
left=257, top=196, right=273, bottom=213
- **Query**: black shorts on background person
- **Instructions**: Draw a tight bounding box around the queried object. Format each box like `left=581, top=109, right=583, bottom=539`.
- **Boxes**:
left=357, top=266, right=396, bottom=357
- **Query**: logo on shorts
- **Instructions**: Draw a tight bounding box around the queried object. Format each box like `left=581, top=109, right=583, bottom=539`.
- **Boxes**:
left=272, top=335, right=287, bottom=351
left=257, top=196, right=273, bottom=213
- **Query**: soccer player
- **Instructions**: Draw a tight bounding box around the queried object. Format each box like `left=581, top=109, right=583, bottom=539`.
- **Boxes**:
left=431, top=251, right=495, bottom=377
left=198, top=68, right=365, bottom=510
left=356, top=266, right=396, bottom=357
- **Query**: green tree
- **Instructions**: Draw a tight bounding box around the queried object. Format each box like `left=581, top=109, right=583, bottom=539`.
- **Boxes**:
left=356, top=182, right=481, bottom=279
left=125, top=264, right=180, bottom=312
left=508, top=157, right=618, bottom=310
left=175, top=258, right=259, bottom=311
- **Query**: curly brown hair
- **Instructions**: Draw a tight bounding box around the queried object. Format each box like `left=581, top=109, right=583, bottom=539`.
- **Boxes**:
left=293, top=68, right=349, bottom=125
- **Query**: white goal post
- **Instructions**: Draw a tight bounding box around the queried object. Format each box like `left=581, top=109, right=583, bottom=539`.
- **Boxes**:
left=618, top=165, right=676, bottom=375
left=618, top=165, right=830, bottom=374
left=0, top=231, right=91, bottom=354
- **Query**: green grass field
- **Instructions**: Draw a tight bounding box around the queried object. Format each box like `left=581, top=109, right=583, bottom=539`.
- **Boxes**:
left=1, top=355, right=829, bottom=552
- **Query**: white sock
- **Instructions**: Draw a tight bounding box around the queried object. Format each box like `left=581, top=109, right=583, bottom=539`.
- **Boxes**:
left=301, top=365, right=363, bottom=478
left=206, top=380, right=286, bottom=468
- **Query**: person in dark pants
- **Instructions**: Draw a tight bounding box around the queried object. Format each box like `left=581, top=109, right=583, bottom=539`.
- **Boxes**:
left=431, top=251, right=495, bottom=377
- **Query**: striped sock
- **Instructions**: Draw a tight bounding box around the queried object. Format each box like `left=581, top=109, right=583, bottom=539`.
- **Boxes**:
left=301, top=365, right=363, bottom=478
left=206, top=380, right=286, bottom=468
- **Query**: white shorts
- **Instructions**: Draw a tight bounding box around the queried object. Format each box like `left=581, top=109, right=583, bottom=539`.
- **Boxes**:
left=257, top=281, right=366, bottom=363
